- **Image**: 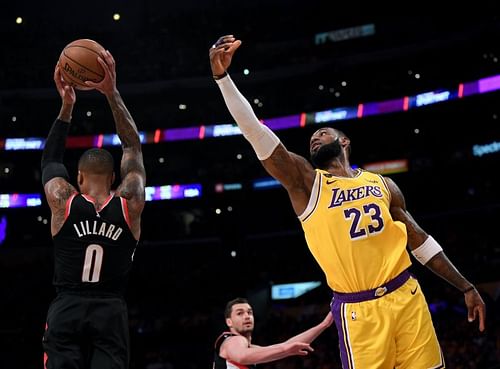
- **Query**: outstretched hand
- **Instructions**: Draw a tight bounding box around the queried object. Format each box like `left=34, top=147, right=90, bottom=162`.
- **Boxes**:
left=85, top=50, right=117, bottom=96
left=283, top=342, right=313, bottom=357
left=209, top=34, right=242, bottom=77
left=464, top=288, right=486, bottom=332
left=54, top=64, right=75, bottom=105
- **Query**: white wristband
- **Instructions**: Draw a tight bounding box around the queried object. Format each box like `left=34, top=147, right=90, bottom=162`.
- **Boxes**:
left=216, top=74, right=280, bottom=160
left=411, top=236, right=443, bottom=265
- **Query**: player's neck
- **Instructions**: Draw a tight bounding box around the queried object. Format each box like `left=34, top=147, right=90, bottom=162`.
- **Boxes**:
left=323, top=160, right=355, bottom=178
left=231, top=328, right=252, bottom=342
left=83, top=186, right=112, bottom=202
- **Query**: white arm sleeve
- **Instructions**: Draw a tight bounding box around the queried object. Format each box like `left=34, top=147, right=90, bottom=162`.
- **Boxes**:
left=216, top=74, right=280, bottom=160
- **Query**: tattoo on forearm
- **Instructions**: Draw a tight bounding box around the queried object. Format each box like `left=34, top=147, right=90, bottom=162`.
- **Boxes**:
left=108, top=92, right=141, bottom=149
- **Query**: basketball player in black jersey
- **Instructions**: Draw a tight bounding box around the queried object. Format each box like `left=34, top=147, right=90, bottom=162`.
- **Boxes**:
left=41, top=50, right=145, bottom=369
left=213, top=298, right=333, bottom=369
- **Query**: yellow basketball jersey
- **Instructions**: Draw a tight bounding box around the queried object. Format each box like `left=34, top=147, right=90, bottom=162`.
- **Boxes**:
left=299, top=169, right=411, bottom=293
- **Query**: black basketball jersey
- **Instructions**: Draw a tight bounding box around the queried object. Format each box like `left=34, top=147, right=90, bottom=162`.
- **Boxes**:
left=52, top=193, right=137, bottom=295
left=213, top=332, right=257, bottom=369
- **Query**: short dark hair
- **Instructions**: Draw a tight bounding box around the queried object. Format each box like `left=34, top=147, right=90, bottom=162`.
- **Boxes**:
left=78, top=148, right=114, bottom=175
left=224, top=297, right=249, bottom=318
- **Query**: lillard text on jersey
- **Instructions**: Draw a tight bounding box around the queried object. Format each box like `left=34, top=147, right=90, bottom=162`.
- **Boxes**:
left=73, top=220, right=123, bottom=241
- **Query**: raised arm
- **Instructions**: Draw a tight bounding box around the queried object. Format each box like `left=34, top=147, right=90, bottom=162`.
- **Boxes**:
left=385, top=176, right=486, bottom=331
left=86, top=50, right=146, bottom=239
left=42, top=65, right=78, bottom=236
left=209, top=35, right=315, bottom=215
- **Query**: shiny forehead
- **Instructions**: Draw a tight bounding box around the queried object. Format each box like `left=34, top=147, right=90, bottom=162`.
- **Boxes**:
left=231, top=303, right=252, bottom=313
left=311, top=127, right=337, bottom=138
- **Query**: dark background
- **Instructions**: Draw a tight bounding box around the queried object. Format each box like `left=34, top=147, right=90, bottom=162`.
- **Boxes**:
left=0, top=2, right=499, bottom=368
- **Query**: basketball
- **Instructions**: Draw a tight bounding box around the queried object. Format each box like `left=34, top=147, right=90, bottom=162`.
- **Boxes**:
left=58, top=39, right=106, bottom=90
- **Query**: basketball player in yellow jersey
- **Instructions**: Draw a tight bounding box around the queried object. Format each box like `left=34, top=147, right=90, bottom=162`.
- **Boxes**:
left=209, top=35, right=486, bottom=369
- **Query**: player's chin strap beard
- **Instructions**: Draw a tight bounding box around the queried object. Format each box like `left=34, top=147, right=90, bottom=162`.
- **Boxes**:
left=310, top=139, right=342, bottom=169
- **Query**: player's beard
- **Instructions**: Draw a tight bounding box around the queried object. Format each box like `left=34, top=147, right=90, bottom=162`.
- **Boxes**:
left=310, top=138, right=342, bottom=169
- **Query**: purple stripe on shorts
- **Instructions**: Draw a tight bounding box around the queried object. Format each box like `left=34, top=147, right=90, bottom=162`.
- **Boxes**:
left=331, top=299, right=353, bottom=369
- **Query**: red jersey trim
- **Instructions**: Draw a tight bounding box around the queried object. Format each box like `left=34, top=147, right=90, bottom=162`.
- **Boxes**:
left=81, top=193, right=95, bottom=204
left=81, top=193, right=115, bottom=212
left=120, top=197, right=132, bottom=230
left=64, top=193, right=78, bottom=221
left=227, top=360, right=249, bottom=369
left=43, top=322, right=49, bottom=369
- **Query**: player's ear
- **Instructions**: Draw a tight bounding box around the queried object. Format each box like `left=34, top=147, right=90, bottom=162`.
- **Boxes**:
left=77, top=170, right=83, bottom=186
left=225, top=317, right=232, bottom=328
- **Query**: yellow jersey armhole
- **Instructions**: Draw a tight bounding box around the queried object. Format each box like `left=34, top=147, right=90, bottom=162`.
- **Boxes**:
left=378, top=174, right=392, bottom=203
left=298, top=171, right=322, bottom=222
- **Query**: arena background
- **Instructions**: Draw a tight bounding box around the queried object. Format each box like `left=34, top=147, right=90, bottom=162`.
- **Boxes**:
left=0, top=2, right=499, bottom=368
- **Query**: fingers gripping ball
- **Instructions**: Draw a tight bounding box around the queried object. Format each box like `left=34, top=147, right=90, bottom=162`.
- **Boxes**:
left=58, top=39, right=105, bottom=90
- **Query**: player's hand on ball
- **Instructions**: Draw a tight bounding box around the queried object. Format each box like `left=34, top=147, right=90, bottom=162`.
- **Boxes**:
left=54, top=64, right=75, bottom=105
left=85, top=50, right=117, bottom=96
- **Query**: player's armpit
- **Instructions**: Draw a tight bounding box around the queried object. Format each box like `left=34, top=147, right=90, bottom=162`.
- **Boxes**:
left=384, top=176, right=428, bottom=248
left=116, top=173, right=145, bottom=203
left=116, top=173, right=145, bottom=240
left=261, top=145, right=314, bottom=191
left=262, top=145, right=315, bottom=216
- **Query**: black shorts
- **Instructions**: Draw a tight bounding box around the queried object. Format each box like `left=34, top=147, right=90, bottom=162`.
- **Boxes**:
left=42, top=292, right=129, bottom=369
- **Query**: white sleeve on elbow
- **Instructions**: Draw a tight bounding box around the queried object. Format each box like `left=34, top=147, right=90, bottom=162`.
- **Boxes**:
left=216, top=74, right=280, bottom=160
left=411, top=235, right=443, bottom=265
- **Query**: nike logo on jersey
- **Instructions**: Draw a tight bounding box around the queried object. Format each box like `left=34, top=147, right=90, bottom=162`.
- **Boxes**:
left=326, top=180, right=337, bottom=185
left=73, top=220, right=123, bottom=241
left=328, top=186, right=383, bottom=208
left=411, top=286, right=418, bottom=295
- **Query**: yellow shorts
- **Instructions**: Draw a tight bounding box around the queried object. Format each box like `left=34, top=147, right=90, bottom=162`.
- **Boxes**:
left=331, top=274, right=445, bottom=369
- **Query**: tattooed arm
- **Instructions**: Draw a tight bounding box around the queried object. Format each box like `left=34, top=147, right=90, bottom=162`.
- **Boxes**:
left=385, top=177, right=486, bottom=331
left=86, top=50, right=146, bottom=240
